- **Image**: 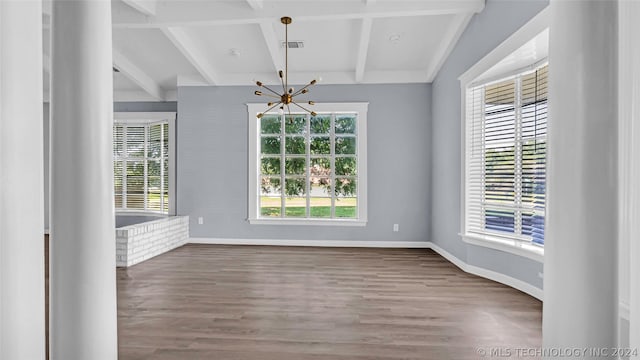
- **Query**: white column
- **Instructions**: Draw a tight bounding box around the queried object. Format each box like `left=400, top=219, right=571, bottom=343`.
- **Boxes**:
left=543, top=0, right=618, bottom=357
left=0, top=1, right=45, bottom=359
left=50, top=0, right=117, bottom=359
left=619, top=0, right=640, bottom=353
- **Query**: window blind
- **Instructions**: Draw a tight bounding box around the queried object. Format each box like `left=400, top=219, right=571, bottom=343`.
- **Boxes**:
left=465, top=64, right=547, bottom=245
left=114, top=121, right=169, bottom=214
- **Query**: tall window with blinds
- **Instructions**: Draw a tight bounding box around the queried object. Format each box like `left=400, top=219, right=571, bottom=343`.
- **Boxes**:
left=465, top=64, right=547, bottom=245
left=114, top=121, right=170, bottom=214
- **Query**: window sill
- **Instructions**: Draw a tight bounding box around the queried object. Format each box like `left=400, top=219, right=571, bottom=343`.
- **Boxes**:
left=460, top=232, right=544, bottom=262
left=249, top=218, right=367, bottom=227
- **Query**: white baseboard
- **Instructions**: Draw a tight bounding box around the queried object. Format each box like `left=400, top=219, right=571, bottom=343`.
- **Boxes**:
left=189, top=237, right=431, bottom=248
left=429, top=242, right=543, bottom=300
left=188, top=237, right=543, bottom=300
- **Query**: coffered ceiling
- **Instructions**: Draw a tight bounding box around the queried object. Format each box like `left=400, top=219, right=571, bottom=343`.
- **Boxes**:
left=42, top=0, right=485, bottom=101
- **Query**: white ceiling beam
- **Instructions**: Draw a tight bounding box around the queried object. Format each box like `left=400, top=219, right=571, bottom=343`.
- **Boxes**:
left=365, top=0, right=377, bottom=6
left=424, top=13, right=474, bottom=82
left=258, top=20, right=284, bottom=73
left=121, top=0, right=157, bottom=17
left=246, top=0, right=263, bottom=11
left=112, top=49, right=166, bottom=101
left=161, top=27, right=220, bottom=85
left=110, top=0, right=485, bottom=28
left=355, top=18, right=372, bottom=83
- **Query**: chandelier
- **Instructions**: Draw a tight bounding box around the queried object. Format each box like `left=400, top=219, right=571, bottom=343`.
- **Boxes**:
left=253, top=16, right=317, bottom=118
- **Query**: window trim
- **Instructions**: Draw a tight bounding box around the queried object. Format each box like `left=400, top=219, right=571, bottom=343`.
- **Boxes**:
left=459, top=8, right=548, bottom=259
left=114, top=112, right=176, bottom=216
left=247, top=102, right=368, bottom=226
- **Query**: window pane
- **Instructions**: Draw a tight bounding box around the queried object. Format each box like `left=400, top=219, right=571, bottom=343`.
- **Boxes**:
left=115, top=195, right=123, bottom=208
left=147, top=190, right=161, bottom=211
left=285, top=157, right=306, bottom=175
left=284, top=178, right=306, bottom=197
left=148, top=160, right=161, bottom=176
left=126, top=159, right=145, bottom=210
left=285, top=115, right=306, bottom=134
left=261, top=177, right=281, bottom=196
left=260, top=196, right=282, bottom=217
left=127, top=194, right=144, bottom=210
left=522, top=66, right=548, bottom=106
left=335, top=157, right=356, bottom=176
left=310, top=178, right=331, bottom=197
left=335, top=177, right=356, bottom=197
left=310, top=115, right=330, bottom=134
left=335, top=137, right=356, bottom=155
left=285, top=197, right=306, bottom=217
left=310, top=157, right=331, bottom=176
left=162, top=123, right=169, bottom=156
left=484, top=145, right=515, bottom=204
left=261, top=115, right=281, bottom=134
left=261, top=157, right=280, bottom=175
left=113, top=126, right=123, bottom=157
left=163, top=159, right=169, bottom=194
left=335, top=114, right=356, bottom=134
left=522, top=211, right=545, bottom=245
left=114, top=160, right=123, bottom=192
left=335, top=198, right=356, bottom=218
left=522, top=141, right=546, bottom=210
left=126, top=161, right=145, bottom=191
left=285, top=136, right=305, bottom=154
left=310, top=137, right=330, bottom=155
left=126, top=126, right=145, bottom=157
left=484, top=209, right=515, bottom=233
left=261, top=197, right=281, bottom=217
left=147, top=124, right=162, bottom=158
left=284, top=177, right=307, bottom=218
left=310, top=197, right=331, bottom=218
left=147, top=175, right=161, bottom=189
left=522, top=102, right=547, bottom=140
left=484, top=79, right=515, bottom=146
left=261, top=136, right=281, bottom=154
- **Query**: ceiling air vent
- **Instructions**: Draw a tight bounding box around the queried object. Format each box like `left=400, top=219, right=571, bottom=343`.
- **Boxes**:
left=282, top=41, right=304, bottom=49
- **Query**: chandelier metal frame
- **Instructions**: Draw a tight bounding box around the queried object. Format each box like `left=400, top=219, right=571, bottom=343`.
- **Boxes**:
left=253, top=16, right=317, bottom=119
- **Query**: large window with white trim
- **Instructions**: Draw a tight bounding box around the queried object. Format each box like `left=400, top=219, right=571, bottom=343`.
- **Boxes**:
left=113, top=113, right=175, bottom=214
left=248, top=103, right=367, bottom=225
left=464, top=63, right=547, bottom=246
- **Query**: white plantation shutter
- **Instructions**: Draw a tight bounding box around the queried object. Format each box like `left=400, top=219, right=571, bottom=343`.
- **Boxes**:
left=520, top=66, right=547, bottom=244
left=465, top=64, right=547, bottom=244
left=114, top=125, right=124, bottom=208
left=114, top=121, right=169, bottom=214
left=465, top=83, right=485, bottom=234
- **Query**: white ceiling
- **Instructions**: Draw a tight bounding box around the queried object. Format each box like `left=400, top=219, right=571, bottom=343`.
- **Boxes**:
left=42, top=0, right=485, bottom=101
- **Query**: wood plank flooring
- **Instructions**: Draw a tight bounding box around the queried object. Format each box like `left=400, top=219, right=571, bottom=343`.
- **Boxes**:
left=116, top=244, right=542, bottom=359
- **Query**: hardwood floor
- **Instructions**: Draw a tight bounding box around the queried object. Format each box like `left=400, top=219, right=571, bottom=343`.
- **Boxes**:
left=116, top=244, right=542, bottom=360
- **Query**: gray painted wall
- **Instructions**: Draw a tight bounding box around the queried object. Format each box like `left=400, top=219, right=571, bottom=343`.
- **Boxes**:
left=177, top=84, right=431, bottom=241
left=431, top=0, right=548, bottom=289
left=43, top=102, right=177, bottom=230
